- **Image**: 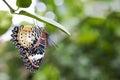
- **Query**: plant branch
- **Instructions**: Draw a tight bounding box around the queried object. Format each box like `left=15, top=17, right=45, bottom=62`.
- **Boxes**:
left=3, top=0, right=15, bottom=13
left=2, top=0, right=71, bottom=36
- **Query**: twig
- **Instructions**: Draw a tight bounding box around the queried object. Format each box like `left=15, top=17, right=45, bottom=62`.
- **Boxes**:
left=2, top=0, right=15, bottom=13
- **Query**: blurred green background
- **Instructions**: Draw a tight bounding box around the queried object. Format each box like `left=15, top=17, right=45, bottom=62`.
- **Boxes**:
left=0, top=0, right=120, bottom=80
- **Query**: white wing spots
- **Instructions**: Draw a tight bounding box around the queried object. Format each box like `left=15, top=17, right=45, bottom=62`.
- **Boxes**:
left=29, top=54, right=44, bottom=61
left=26, top=31, right=34, bottom=44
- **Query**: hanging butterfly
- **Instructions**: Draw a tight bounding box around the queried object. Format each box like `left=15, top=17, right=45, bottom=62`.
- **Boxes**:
left=11, top=25, right=49, bottom=72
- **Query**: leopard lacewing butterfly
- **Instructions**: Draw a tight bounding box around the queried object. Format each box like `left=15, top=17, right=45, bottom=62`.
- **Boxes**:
left=11, top=25, right=49, bottom=72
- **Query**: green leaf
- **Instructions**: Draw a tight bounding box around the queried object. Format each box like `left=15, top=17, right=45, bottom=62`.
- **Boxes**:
left=18, top=10, right=71, bottom=35
left=0, top=11, right=12, bottom=35
left=16, top=0, right=32, bottom=8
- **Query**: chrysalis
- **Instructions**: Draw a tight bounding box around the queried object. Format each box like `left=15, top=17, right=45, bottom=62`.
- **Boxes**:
left=11, top=25, right=48, bottom=72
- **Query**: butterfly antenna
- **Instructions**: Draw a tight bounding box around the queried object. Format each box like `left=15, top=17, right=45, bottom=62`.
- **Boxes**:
left=47, top=34, right=58, bottom=48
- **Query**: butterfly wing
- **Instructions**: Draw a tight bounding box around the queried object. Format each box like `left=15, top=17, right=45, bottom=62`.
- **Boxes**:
left=11, top=25, right=47, bottom=72
left=21, top=32, right=47, bottom=72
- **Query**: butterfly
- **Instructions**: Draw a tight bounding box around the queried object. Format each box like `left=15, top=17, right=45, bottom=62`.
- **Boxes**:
left=11, top=25, right=49, bottom=72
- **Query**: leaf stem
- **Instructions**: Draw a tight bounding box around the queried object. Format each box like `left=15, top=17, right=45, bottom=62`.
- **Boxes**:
left=3, top=0, right=15, bottom=13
